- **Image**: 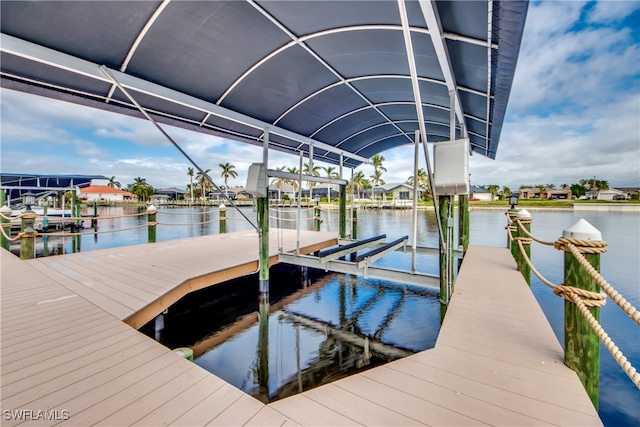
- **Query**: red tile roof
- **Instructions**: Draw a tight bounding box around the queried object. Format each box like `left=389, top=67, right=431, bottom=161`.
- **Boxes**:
left=79, top=185, right=133, bottom=195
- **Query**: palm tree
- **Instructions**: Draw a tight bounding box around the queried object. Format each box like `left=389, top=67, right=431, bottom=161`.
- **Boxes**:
left=487, top=184, right=500, bottom=199
left=500, top=186, right=511, bottom=200
left=286, top=167, right=299, bottom=195
left=370, top=169, right=385, bottom=199
left=196, top=169, right=212, bottom=200
left=107, top=176, right=121, bottom=189
left=370, top=154, right=387, bottom=200
left=303, top=163, right=321, bottom=200
left=219, top=163, right=238, bottom=197
left=187, top=167, right=194, bottom=203
left=128, top=177, right=153, bottom=202
left=272, top=166, right=287, bottom=201
left=350, top=171, right=366, bottom=199
left=407, top=168, right=430, bottom=200
left=322, top=166, right=339, bottom=200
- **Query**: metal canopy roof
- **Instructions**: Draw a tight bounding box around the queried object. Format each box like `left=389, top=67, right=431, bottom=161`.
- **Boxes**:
left=0, top=1, right=528, bottom=168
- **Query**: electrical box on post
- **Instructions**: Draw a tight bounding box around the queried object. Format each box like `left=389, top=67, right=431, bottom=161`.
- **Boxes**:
left=434, top=139, right=469, bottom=195
left=246, top=163, right=267, bottom=197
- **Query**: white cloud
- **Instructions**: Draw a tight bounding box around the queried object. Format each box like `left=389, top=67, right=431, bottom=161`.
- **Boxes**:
left=588, top=0, right=640, bottom=23
left=1, top=1, right=638, bottom=192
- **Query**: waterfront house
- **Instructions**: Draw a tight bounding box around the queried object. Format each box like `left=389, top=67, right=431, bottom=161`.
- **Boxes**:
left=78, top=185, right=138, bottom=203
left=469, top=185, right=494, bottom=201
left=596, top=188, right=627, bottom=200
left=542, top=188, right=572, bottom=200
left=155, top=187, right=187, bottom=201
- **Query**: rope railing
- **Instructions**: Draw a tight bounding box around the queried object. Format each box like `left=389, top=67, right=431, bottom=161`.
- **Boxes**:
left=156, top=209, right=219, bottom=216
left=507, top=215, right=639, bottom=390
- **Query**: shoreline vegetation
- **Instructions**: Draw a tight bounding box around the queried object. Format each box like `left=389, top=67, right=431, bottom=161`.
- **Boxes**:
left=81, top=199, right=639, bottom=210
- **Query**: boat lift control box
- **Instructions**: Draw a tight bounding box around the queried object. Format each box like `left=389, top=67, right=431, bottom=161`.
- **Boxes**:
left=245, top=163, right=267, bottom=197
left=434, top=139, right=469, bottom=195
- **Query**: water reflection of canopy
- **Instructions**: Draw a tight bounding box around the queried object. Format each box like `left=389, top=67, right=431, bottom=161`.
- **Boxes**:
left=0, top=1, right=528, bottom=166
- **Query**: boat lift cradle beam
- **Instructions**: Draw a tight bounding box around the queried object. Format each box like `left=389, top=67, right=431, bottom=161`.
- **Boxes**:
left=353, top=236, right=409, bottom=269
left=335, top=239, right=463, bottom=259
left=278, top=252, right=439, bottom=290
left=318, top=234, right=388, bottom=263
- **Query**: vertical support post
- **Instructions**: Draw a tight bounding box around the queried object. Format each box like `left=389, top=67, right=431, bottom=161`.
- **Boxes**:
left=257, top=293, right=270, bottom=402
left=296, top=151, right=303, bottom=254
left=412, top=130, right=420, bottom=273
left=562, top=220, right=603, bottom=409
left=438, top=195, right=454, bottom=320
left=515, top=209, right=532, bottom=286
left=1, top=205, right=12, bottom=251
left=339, top=185, right=347, bottom=239
left=147, top=204, right=157, bottom=243
left=218, top=203, right=227, bottom=233
left=449, top=90, right=456, bottom=141
left=19, top=210, right=37, bottom=260
left=351, top=208, right=358, bottom=240
left=43, top=203, right=49, bottom=232
left=507, top=209, right=518, bottom=251
left=457, top=193, right=469, bottom=269
left=309, top=144, right=314, bottom=202
left=91, top=201, right=98, bottom=228
left=314, top=201, right=320, bottom=232
left=258, top=128, right=270, bottom=294
left=73, top=191, right=82, bottom=231
left=258, top=197, right=269, bottom=293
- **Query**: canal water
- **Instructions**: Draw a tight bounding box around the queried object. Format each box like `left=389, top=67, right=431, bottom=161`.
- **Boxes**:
left=15, top=205, right=639, bottom=425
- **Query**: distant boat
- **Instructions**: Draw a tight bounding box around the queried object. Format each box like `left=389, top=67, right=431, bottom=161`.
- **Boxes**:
left=9, top=206, right=88, bottom=231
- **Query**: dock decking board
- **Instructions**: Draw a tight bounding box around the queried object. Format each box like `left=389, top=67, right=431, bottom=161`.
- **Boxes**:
left=1, top=232, right=602, bottom=426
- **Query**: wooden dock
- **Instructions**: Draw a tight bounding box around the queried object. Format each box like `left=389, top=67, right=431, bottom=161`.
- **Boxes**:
left=1, top=231, right=602, bottom=426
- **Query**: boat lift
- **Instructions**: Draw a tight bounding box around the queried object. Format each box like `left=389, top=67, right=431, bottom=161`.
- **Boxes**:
left=279, top=234, right=444, bottom=291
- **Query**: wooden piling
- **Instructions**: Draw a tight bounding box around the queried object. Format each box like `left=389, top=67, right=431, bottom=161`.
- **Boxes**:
left=219, top=204, right=227, bottom=234
left=351, top=207, right=358, bottom=240
left=0, top=205, right=10, bottom=251
left=313, top=203, right=320, bottom=232
left=438, top=195, right=454, bottom=320
left=507, top=209, right=518, bottom=251
left=19, top=211, right=37, bottom=260
left=457, top=194, right=469, bottom=269
left=257, top=197, right=269, bottom=293
left=561, top=219, right=603, bottom=409
left=147, top=205, right=157, bottom=243
left=339, top=185, right=346, bottom=239
left=515, top=209, right=532, bottom=286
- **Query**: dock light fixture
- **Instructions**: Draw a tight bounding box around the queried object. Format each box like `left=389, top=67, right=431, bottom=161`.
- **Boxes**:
left=314, top=194, right=320, bottom=204
left=23, top=191, right=36, bottom=208
left=509, top=194, right=519, bottom=210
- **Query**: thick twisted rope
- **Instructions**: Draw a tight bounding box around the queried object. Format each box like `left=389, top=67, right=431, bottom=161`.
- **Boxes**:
left=559, top=242, right=639, bottom=325
left=566, top=290, right=640, bottom=389
left=510, top=221, right=639, bottom=388
left=515, top=238, right=638, bottom=388
left=516, top=239, right=607, bottom=306
left=515, top=219, right=556, bottom=246
left=554, top=237, right=608, bottom=254
left=0, top=225, right=25, bottom=241
left=156, top=209, right=219, bottom=216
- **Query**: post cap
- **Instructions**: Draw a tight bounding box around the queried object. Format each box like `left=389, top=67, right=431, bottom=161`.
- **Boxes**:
left=218, top=203, right=226, bottom=210
left=562, top=219, right=602, bottom=241
left=146, top=204, right=157, bottom=214
left=516, top=208, right=532, bottom=218
left=0, top=205, right=11, bottom=214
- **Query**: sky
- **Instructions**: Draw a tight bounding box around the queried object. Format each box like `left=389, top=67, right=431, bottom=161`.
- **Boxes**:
left=1, top=0, right=639, bottom=192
